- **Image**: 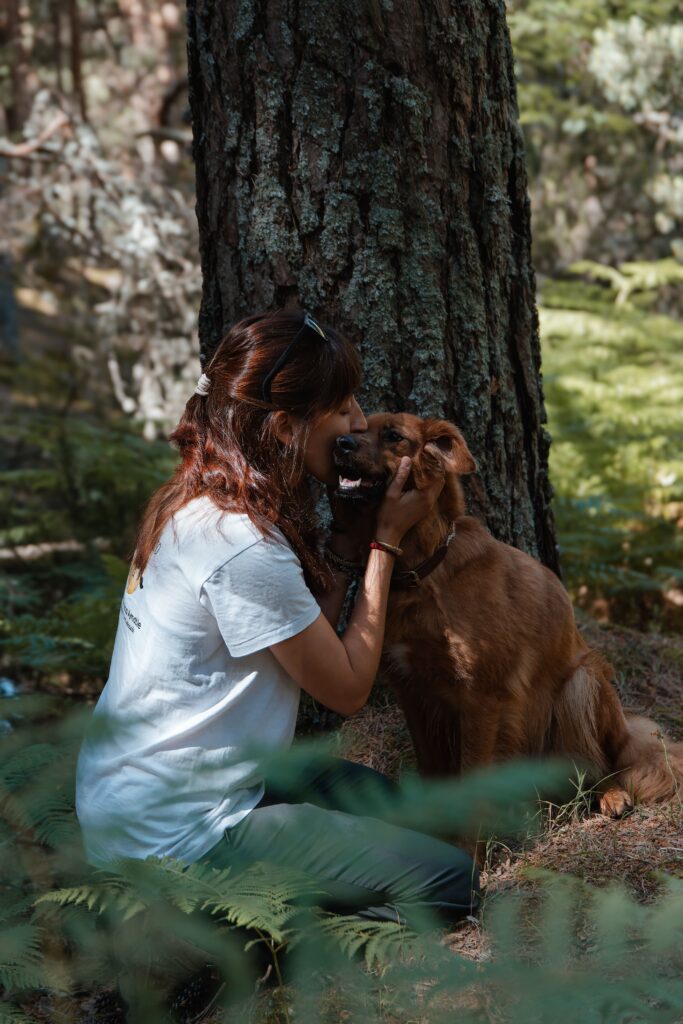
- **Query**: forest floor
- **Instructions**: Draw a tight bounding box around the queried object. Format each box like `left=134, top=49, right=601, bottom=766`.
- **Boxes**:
left=338, top=614, right=683, bottom=937
left=231, top=616, right=683, bottom=1024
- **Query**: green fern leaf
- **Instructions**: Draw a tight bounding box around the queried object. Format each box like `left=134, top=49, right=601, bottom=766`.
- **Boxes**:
left=312, top=915, right=411, bottom=968
left=0, top=922, right=45, bottom=993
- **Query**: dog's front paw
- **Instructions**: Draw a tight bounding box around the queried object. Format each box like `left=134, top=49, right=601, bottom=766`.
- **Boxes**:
left=598, top=787, right=633, bottom=818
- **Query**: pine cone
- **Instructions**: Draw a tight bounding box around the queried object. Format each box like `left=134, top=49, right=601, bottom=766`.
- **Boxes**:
left=80, top=988, right=127, bottom=1024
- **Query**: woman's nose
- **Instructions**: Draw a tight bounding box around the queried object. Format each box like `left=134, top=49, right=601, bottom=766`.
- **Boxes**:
left=351, top=399, right=368, bottom=432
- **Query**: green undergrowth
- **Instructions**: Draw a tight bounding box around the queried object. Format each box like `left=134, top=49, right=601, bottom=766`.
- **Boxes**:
left=1, top=351, right=177, bottom=683
left=540, top=275, right=683, bottom=627
left=0, top=699, right=681, bottom=1024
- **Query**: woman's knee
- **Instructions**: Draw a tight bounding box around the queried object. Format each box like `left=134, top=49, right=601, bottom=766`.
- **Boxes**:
left=390, top=838, right=480, bottom=915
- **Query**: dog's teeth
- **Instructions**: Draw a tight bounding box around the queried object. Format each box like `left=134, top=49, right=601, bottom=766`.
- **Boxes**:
left=339, top=476, right=361, bottom=488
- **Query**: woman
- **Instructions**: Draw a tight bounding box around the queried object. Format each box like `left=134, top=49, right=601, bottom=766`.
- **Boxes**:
left=75, top=308, right=478, bottom=928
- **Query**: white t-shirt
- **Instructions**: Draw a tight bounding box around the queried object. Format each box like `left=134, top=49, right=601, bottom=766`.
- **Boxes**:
left=75, top=496, right=321, bottom=867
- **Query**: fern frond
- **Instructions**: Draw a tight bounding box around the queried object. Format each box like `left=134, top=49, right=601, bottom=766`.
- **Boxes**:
left=36, top=857, right=321, bottom=943
left=0, top=1005, right=39, bottom=1024
left=0, top=745, right=60, bottom=790
left=28, top=792, right=80, bottom=848
left=0, top=893, right=38, bottom=925
left=0, top=922, right=45, bottom=993
left=36, top=881, right=145, bottom=922
left=0, top=787, right=34, bottom=835
left=146, top=858, right=321, bottom=941
left=311, top=915, right=411, bottom=968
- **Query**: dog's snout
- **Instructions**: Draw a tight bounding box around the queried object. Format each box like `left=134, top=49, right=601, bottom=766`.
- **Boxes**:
left=335, top=434, right=360, bottom=455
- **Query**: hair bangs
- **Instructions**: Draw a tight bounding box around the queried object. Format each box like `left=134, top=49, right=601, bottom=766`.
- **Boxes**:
left=300, top=328, right=363, bottom=418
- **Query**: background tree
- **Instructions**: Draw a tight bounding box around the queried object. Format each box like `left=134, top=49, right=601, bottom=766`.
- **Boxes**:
left=185, top=0, right=559, bottom=574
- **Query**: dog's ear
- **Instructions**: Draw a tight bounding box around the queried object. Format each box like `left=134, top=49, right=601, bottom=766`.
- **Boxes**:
left=422, top=420, right=477, bottom=475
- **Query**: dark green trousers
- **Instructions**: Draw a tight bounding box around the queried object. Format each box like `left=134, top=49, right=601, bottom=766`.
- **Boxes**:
left=202, top=757, right=479, bottom=928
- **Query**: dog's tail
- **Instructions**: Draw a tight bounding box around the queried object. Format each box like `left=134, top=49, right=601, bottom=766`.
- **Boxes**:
left=551, top=649, right=682, bottom=810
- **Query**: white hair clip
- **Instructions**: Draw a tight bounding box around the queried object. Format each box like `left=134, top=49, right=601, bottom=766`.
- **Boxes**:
left=194, top=373, right=211, bottom=396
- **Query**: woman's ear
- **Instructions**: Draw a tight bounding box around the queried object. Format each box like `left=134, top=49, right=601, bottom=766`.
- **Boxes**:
left=271, top=410, right=296, bottom=446
left=422, top=420, right=477, bottom=475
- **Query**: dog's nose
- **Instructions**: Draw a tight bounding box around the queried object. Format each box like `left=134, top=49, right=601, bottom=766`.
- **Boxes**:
left=336, top=434, right=359, bottom=455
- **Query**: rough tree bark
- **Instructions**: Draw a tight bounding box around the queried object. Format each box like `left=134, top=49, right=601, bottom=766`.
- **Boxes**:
left=185, top=0, right=559, bottom=573
left=2, top=0, right=33, bottom=134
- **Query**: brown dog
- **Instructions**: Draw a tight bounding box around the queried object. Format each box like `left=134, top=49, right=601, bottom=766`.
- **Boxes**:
left=332, top=412, right=683, bottom=815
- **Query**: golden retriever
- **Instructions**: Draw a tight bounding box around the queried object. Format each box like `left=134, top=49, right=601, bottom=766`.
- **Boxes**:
left=332, top=412, right=683, bottom=815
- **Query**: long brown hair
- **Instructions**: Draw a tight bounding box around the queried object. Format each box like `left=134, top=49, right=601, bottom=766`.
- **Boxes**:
left=132, top=308, right=362, bottom=591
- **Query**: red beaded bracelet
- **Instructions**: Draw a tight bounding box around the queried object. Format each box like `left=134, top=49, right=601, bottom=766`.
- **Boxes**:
left=370, top=539, right=403, bottom=557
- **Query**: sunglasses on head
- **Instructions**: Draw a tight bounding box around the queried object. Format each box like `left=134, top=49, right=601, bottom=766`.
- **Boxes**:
left=261, top=311, right=328, bottom=404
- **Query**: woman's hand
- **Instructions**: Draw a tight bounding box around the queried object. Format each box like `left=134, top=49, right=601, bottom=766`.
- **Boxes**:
left=375, top=457, right=445, bottom=547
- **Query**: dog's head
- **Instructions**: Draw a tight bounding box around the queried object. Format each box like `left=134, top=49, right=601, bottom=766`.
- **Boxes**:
left=332, top=412, right=476, bottom=515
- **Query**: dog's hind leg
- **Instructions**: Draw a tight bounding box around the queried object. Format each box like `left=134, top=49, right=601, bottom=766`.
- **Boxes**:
left=551, top=649, right=682, bottom=815
left=549, top=651, right=634, bottom=816
left=582, top=651, right=683, bottom=812
left=612, top=715, right=683, bottom=807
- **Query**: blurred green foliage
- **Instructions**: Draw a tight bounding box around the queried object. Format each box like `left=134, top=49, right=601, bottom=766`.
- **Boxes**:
left=508, top=0, right=683, bottom=272
left=541, top=271, right=683, bottom=625
left=0, top=353, right=176, bottom=681
left=0, top=699, right=681, bottom=1023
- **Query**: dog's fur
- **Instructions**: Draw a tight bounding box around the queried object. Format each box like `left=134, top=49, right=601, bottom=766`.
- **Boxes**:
left=332, top=413, right=683, bottom=815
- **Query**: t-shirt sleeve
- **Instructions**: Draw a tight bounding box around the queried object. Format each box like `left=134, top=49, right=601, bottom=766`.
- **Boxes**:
left=199, top=533, right=321, bottom=657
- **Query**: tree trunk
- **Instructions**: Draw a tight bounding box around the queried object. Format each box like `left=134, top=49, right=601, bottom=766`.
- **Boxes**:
left=185, top=0, right=559, bottom=573
left=68, top=0, right=87, bottom=122
left=2, top=0, right=33, bottom=134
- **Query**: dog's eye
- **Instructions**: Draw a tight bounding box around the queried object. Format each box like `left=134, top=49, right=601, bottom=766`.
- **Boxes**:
left=384, top=429, right=404, bottom=443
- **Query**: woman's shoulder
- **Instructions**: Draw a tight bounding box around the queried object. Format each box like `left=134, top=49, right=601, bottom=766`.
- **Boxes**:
left=172, top=495, right=296, bottom=560
left=162, top=498, right=268, bottom=584
left=172, top=497, right=264, bottom=545
left=173, top=496, right=250, bottom=532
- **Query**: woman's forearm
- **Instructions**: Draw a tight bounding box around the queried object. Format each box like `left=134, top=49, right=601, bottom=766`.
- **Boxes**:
left=315, top=569, right=352, bottom=629
left=337, top=547, right=397, bottom=709
left=267, top=549, right=395, bottom=717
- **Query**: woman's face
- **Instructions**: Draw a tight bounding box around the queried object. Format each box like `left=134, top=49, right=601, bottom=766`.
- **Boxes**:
left=303, top=395, right=368, bottom=485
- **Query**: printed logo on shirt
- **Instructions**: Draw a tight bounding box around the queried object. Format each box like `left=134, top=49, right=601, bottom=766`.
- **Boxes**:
left=121, top=601, right=142, bottom=634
